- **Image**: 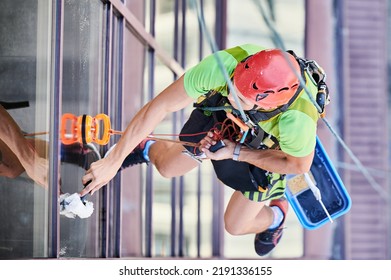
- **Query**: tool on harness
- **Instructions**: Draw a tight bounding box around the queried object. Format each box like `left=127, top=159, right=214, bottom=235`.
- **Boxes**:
left=192, top=93, right=279, bottom=153
left=208, top=129, right=226, bottom=152
left=287, top=50, right=330, bottom=117
left=182, top=93, right=280, bottom=194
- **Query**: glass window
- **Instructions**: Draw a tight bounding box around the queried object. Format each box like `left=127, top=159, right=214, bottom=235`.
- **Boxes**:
left=60, top=0, right=106, bottom=258
left=225, top=0, right=305, bottom=258
left=142, top=0, right=217, bottom=258
left=0, top=0, right=51, bottom=259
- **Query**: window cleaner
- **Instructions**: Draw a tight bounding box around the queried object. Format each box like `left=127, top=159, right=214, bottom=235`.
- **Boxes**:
left=303, top=172, right=333, bottom=223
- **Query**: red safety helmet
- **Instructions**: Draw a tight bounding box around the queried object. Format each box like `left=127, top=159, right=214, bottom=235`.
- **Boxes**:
left=233, top=49, right=300, bottom=109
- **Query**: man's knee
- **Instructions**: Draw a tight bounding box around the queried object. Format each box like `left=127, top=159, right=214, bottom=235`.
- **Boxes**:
left=224, top=213, right=246, bottom=236
left=224, top=191, right=268, bottom=236
left=152, top=149, right=199, bottom=178
left=154, top=163, right=175, bottom=178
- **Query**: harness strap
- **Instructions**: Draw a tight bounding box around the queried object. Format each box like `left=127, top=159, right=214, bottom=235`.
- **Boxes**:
left=247, top=129, right=264, bottom=148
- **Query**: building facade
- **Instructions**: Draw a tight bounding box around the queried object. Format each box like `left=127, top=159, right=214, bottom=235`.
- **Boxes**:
left=0, top=0, right=389, bottom=259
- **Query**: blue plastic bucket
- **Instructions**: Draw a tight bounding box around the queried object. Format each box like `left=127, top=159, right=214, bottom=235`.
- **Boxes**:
left=285, top=137, right=352, bottom=230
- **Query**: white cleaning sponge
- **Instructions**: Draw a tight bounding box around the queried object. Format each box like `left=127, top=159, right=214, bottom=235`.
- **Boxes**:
left=59, top=193, right=94, bottom=219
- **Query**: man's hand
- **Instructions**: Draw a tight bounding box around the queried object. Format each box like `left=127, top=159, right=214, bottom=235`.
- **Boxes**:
left=80, top=156, right=120, bottom=197
left=201, top=138, right=236, bottom=161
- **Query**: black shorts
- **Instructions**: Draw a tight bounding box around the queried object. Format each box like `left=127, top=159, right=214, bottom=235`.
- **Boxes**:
left=179, top=107, right=269, bottom=193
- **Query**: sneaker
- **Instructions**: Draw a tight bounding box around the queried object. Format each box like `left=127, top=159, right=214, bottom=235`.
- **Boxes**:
left=105, top=139, right=154, bottom=170
left=254, top=196, right=288, bottom=256
left=61, top=142, right=101, bottom=170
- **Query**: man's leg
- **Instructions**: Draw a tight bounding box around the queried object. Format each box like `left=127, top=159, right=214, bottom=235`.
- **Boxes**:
left=113, top=139, right=200, bottom=178
left=148, top=140, right=200, bottom=178
left=224, top=190, right=273, bottom=235
left=224, top=190, right=288, bottom=256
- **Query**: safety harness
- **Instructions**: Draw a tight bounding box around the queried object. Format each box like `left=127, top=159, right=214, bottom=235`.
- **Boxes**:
left=180, top=49, right=329, bottom=200
left=194, top=49, right=329, bottom=149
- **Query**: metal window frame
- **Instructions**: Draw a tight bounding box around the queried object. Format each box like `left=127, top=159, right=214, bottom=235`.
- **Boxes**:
left=48, top=0, right=63, bottom=258
left=49, top=0, right=227, bottom=259
left=107, top=0, right=227, bottom=258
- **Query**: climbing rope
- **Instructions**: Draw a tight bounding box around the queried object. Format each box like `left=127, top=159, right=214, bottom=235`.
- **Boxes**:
left=189, top=0, right=250, bottom=125
left=26, top=113, right=244, bottom=153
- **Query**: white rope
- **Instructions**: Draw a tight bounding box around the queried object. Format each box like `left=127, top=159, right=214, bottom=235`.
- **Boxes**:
left=189, top=0, right=249, bottom=123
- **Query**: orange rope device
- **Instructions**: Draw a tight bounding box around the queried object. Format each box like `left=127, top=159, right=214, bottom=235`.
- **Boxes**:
left=60, top=113, right=112, bottom=145
left=225, top=112, right=249, bottom=132
left=59, top=113, right=200, bottom=147
left=26, top=113, right=201, bottom=146
left=28, top=112, right=246, bottom=148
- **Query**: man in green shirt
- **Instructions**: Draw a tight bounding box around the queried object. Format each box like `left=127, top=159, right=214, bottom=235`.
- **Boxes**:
left=81, top=44, right=320, bottom=256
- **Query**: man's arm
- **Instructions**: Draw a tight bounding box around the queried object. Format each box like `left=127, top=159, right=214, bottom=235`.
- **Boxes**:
left=201, top=137, right=314, bottom=175
left=0, top=105, right=48, bottom=187
left=234, top=144, right=314, bottom=174
left=81, top=75, right=194, bottom=196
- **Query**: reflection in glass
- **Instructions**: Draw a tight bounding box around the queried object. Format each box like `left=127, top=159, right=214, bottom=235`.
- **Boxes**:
left=60, top=0, right=105, bottom=258
left=0, top=0, right=51, bottom=259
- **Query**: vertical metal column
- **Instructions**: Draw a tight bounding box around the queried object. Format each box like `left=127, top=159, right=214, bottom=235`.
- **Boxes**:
left=101, top=2, right=113, bottom=258
left=211, top=177, right=224, bottom=257
left=171, top=0, right=180, bottom=257
left=112, top=14, right=124, bottom=258
left=171, top=0, right=187, bottom=258
left=48, top=0, right=63, bottom=258
left=177, top=0, right=187, bottom=258
left=214, top=0, right=227, bottom=50
left=145, top=0, right=156, bottom=258
left=196, top=0, right=205, bottom=258
left=211, top=0, right=227, bottom=258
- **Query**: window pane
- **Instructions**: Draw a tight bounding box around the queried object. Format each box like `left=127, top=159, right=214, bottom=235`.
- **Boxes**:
left=225, top=0, right=305, bottom=258
left=60, top=0, right=106, bottom=258
left=0, top=0, right=51, bottom=259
